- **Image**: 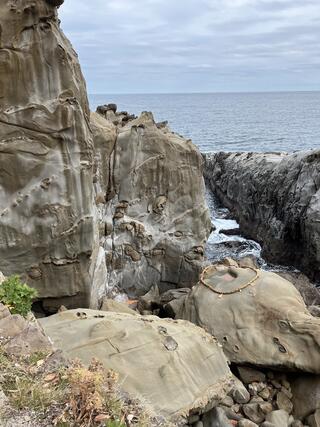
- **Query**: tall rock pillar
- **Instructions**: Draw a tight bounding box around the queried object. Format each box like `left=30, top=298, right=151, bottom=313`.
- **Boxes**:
left=0, top=0, right=94, bottom=306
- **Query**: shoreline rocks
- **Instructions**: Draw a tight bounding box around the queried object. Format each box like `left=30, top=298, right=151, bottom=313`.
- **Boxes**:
left=203, top=151, right=320, bottom=282
left=1, top=2, right=320, bottom=426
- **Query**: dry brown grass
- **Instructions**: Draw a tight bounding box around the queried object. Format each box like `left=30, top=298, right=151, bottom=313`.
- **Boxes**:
left=0, top=348, right=156, bottom=427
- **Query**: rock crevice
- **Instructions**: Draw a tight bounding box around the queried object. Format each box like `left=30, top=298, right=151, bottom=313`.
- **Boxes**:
left=0, top=0, right=212, bottom=309
left=92, top=110, right=212, bottom=299
left=204, top=151, right=320, bottom=281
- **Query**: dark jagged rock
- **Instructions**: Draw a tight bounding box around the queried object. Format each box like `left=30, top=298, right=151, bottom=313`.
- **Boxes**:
left=96, top=103, right=117, bottom=115
left=204, top=151, right=320, bottom=281
left=46, top=0, right=64, bottom=6
left=96, top=104, right=136, bottom=126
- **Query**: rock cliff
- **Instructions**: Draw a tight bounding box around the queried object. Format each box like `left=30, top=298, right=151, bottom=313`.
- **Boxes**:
left=0, top=0, right=94, bottom=306
left=92, top=110, right=212, bottom=298
left=0, top=1, right=211, bottom=308
left=204, top=151, right=320, bottom=281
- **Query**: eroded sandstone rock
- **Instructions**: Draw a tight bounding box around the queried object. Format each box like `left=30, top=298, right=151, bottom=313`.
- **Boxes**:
left=0, top=1, right=212, bottom=308
left=40, top=309, right=234, bottom=422
left=204, top=151, right=320, bottom=281
left=278, top=271, right=320, bottom=307
left=0, top=0, right=94, bottom=306
left=180, top=262, right=320, bottom=373
left=92, top=110, right=212, bottom=296
left=100, top=298, right=138, bottom=316
left=0, top=303, right=53, bottom=355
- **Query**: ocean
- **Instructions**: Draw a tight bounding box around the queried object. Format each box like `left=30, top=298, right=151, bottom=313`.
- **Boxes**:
left=89, top=91, right=320, bottom=153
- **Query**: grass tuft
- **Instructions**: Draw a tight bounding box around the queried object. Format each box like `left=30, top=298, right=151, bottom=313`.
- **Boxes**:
left=0, top=347, right=157, bottom=427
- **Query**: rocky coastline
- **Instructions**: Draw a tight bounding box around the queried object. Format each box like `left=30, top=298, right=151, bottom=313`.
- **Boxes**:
left=203, top=151, right=320, bottom=282
left=1, top=1, right=320, bottom=427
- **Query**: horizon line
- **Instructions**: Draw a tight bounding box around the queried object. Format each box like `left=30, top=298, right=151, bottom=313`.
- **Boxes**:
left=88, top=89, right=320, bottom=96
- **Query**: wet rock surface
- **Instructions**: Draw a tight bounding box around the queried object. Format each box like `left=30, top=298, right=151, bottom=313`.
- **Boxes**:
left=204, top=151, right=320, bottom=281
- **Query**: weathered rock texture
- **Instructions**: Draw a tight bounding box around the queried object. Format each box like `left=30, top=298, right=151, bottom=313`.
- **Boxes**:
left=0, top=0, right=94, bottom=306
left=291, top=375, right=320, bottom=419
left=0, top=303, right=53, bottom=355
left=180, top=262, right=320, bottom=373
left=92, top=110, right=212, bottom=297
left=204, top=151, right=320, bottom=281
left=40, top=309, right=233, bottom=422
left=0, top=2, right=211, bottom=307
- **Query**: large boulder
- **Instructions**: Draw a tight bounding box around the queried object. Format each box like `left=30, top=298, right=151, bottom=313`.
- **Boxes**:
left=40, top=309, right=234, bottom=423
left=180, top=263, right=320, bottom=373
left=0, top=0, right=94, bottom=306
left=204, top=151, right=320, bottom=281
left=92, top=111, right=212, bottom=296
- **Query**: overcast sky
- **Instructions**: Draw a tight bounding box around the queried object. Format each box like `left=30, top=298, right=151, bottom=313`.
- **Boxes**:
left=59, top=0, right=320, bottom=94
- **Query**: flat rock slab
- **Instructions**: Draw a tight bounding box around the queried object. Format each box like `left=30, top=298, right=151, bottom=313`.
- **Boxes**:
left=237, top=366, right=266, bottom=384
left=40, top=309, right=234, bottom=422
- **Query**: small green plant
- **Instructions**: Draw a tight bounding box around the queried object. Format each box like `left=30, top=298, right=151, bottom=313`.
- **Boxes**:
left=0, top=275, right=37, bottom=317
left=105, top=421, right=126, bottom=427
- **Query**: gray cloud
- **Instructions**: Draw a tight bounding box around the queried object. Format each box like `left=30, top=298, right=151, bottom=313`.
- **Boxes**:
left=59, top=0, right=320, bottom=93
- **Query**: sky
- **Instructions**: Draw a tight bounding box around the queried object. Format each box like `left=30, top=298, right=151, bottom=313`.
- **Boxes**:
left=59, top=0, right=320, bottom=94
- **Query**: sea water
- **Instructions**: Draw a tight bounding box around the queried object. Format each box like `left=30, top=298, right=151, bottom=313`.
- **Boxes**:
left=89, top=91, right=320, bottom=153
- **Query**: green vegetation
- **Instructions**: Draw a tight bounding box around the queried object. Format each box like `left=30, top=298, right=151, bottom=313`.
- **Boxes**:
left=105, top=421, right=126, bottom=427
left=0, top=275, right=37, bottom=317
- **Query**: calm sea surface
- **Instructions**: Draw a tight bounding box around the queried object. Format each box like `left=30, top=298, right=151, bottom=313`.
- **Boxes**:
left=89, top=92, right=320, bottom=153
